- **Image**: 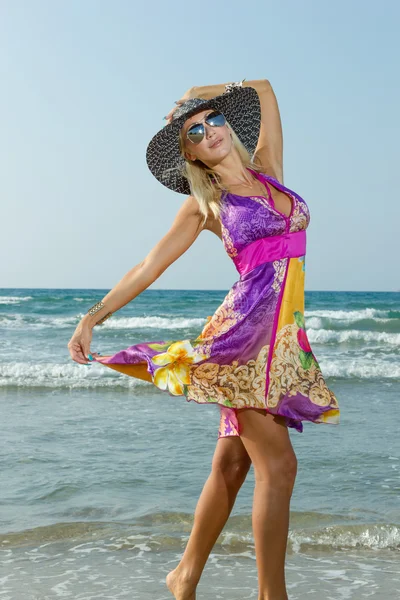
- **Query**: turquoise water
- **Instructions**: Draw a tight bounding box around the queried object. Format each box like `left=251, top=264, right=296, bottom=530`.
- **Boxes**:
left=0, top=288, right=399, bottom=599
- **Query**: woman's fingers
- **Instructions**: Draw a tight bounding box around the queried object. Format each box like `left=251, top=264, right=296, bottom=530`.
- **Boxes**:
left=165, top=108, right=177, bottom=123
left=164, top=97, right=188, bottom=123
left=68, top=322, right=94, bottom=365
left=68, top=340, right=91, bottom=364
left=68, top=343, right=87, bottom=364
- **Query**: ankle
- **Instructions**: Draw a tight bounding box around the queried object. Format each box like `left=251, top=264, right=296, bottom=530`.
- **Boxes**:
left=175, top=563, right=201, bottom=585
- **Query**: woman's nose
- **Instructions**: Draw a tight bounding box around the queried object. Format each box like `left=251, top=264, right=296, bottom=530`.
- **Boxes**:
left=205, top=123, right=216, bottom=137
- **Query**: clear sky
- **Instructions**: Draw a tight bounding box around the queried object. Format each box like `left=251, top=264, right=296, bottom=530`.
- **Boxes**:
left=1, top=0, right=398, bottom=291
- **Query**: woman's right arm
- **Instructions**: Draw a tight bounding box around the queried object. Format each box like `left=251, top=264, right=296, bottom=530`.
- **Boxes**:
left=68, top=196, right=204, bottom=363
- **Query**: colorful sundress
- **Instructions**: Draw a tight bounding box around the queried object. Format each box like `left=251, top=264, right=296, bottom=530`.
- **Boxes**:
left=92, top=168, right=340, bottom=438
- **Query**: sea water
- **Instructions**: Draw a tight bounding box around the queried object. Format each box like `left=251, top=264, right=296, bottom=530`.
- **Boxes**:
left=0, top=288, right=399, bottom=599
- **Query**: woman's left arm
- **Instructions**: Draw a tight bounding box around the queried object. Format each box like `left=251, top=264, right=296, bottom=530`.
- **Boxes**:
left=248, top=80, right=284, bottom=185
left=170, top=79, right=284, bottom=184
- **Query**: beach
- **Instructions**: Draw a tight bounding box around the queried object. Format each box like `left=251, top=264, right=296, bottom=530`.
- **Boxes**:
left=0, top=288, right=399, bottom=599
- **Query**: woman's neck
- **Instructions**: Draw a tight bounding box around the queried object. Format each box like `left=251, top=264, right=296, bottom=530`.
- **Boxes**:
left=209, top=147, right=254, bottom=189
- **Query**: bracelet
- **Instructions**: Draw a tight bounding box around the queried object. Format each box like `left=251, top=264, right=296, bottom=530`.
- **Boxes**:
left=95, top=311, right=113, bottom=326
left=87, top=300, right=113, bottom=326
left=224, top=78, right=246, bottom=94
left=88, top=300, right=105, bottom=316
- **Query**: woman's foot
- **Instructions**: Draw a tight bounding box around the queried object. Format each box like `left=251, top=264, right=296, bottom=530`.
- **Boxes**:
left=166, top=566, right=197, bottom=600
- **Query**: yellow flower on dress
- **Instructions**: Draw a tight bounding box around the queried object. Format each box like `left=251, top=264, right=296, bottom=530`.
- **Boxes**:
left=319, top=408, right=340, bottom=424
left=151, top=340, right=208, bottom=395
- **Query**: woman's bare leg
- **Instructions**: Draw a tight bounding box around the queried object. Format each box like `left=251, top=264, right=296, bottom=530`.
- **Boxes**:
left=236, top=408, right=298, bottom=600
left=166, top=435, right=252, bottom=599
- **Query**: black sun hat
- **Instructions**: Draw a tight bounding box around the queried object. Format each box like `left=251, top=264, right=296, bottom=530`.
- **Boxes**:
left=145, top=86, right=261, bottom=195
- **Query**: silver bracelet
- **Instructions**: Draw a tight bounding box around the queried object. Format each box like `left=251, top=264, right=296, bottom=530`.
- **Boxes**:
left=87, top=300, right=113, bottom=325
left=95, top=311, right=113, bottom=326
left=224, top=78, right=246, bottom=93
left=88, top=300, right=105, bottom=316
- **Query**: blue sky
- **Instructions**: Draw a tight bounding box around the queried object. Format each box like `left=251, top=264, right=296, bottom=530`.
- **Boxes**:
left=1, top=0, right=398, bottom=291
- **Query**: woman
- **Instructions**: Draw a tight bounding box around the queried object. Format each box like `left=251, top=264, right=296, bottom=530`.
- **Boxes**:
left=68, top=79, right=340, bottom=600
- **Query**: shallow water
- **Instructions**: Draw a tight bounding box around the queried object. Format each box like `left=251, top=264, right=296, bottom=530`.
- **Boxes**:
left=0, top=288, right=399, bottom=598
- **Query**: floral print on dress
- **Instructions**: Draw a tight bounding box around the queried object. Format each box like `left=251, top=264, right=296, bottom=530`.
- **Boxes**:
left=150, top=340, right=208, bottom=396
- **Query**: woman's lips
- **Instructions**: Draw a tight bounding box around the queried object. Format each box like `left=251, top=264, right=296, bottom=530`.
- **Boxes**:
left=210, top=138, right=222, bottom=148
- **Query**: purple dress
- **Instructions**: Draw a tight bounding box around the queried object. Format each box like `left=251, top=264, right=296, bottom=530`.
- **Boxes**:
left=93, top=168, right=340, bottom=438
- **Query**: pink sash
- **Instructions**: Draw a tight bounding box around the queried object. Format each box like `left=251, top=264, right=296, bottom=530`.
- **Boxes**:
left=233, top=230, right=306, bottom=276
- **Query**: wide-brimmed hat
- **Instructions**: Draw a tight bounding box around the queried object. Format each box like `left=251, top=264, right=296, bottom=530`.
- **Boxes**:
left=145, top=86, right=261, bottom=195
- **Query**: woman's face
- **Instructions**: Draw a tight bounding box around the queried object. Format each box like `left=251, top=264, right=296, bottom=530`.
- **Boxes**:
left=180, top=109, right=232, bottom=166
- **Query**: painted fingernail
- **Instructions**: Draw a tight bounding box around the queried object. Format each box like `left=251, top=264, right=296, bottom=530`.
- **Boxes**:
left=88, top=354, right=93, bottom=361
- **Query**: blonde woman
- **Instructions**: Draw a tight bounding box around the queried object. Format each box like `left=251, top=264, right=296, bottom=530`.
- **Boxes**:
left=68, top=79, right=340, bottom=600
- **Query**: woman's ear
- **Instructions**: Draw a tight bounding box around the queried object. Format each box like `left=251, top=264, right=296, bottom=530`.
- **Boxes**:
left=184, top=150, right=197, bottom=162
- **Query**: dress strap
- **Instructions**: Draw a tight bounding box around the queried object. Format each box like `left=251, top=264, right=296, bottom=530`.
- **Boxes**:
left=247, top=167, right=295, bottom=219
left=247, top=167, right=274, bottom=206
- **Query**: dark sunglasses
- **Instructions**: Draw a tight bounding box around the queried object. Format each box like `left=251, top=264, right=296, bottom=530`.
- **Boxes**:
left=185, top=111, right=226, bottom=144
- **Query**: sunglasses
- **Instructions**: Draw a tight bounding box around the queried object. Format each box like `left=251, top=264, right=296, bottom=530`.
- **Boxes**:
left=185, top=111, right=226, bottom=144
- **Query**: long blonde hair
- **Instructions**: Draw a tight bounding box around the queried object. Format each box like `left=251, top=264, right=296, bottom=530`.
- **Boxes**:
left=178, top=121, right=265, bottom=226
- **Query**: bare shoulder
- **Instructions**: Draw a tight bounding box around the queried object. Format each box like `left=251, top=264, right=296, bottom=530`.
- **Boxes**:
left=171, top=195, right=201, bottom=224
left=141, top=196, right=207, bottom=278
left=179, top=194, right=199, bottom=212
left=174, top=194, right=223, bottom=241
left=178, top=194, right=216, bottom=230
left=167, top=195, right=206, bottom=242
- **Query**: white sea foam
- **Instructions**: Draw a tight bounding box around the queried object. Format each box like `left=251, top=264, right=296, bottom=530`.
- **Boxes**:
left=306, top=327, right=400, bottom=346
left=0, top=353, right=399, bottom=389
left=99, top=315, right=207, bottom=329
left=0, top=314, right=78, bottom=328
left=3, top=517, right=398, bottom=552
left=319, top=357, right=400, bottom=379
left=305, top=307, right=395, bottom=322
left=1, top=304, right=398, bottom=334
left=0, top=361, right=150, bottom=389
left=0, top=314, right=207, bottom=330
left=288, top=523, right=400, bottom=552
left=0, top=295, right=33, bottom=304
left=0, top=314, right=27, bottom=327
left=213, top=523, right=400, bottom=553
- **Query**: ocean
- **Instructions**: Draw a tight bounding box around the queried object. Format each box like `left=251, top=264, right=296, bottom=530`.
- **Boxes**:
left=0, top=288, right=399, bottom=599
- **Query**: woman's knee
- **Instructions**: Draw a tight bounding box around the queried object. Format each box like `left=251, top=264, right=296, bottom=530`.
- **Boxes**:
left=213, top=455, right=251, bottom=486
left=211, top=439, right=252, bottom=485
left=255, top=451, right=298, bottom=493
left=236, top=408, right=298, bottom=490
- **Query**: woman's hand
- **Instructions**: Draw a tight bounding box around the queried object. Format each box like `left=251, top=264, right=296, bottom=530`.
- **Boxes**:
left=164, top=86, right=198, bottom=124
left=68, top=320, right=93, bottom=364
